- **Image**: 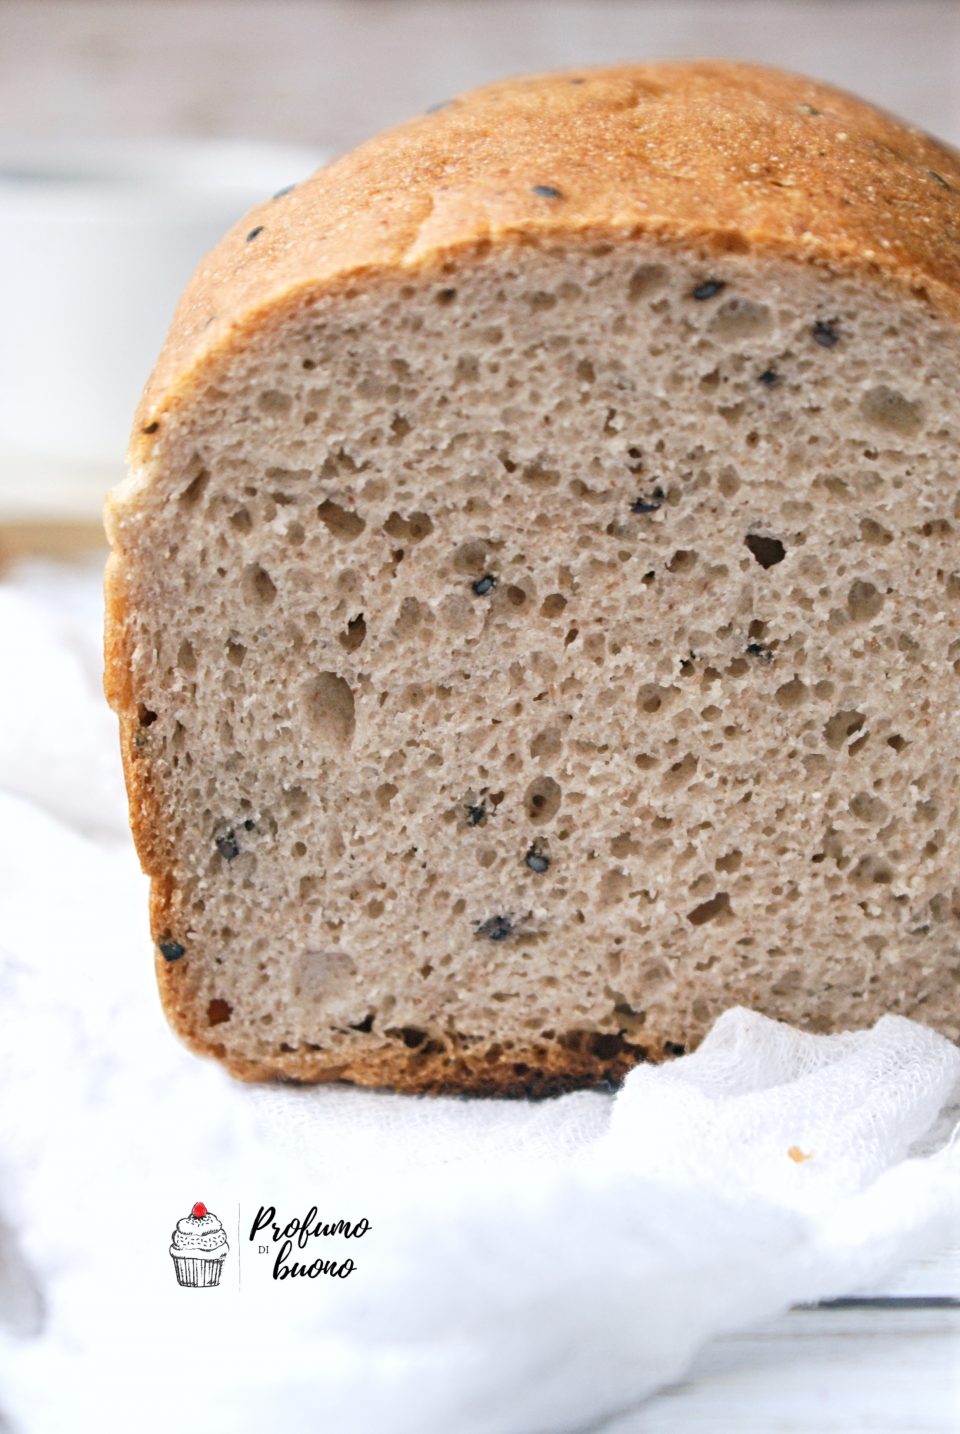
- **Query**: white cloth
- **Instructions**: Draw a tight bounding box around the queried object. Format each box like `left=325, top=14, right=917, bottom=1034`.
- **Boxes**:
left=0, top=560, right=958, bottom=1434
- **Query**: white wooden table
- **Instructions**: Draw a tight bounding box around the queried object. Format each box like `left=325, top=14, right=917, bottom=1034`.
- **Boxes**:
left=2, top=3, right=958, bottom=1427
left=600, top=1247, right=960, bottom=1432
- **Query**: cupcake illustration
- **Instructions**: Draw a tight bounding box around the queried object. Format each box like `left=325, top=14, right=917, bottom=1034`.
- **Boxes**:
left=169, top=1201, right=229, bottom=1287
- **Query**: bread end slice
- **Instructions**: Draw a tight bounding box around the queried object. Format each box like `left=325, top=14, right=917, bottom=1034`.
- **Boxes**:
left=106, top=64, right=960, bottom=1092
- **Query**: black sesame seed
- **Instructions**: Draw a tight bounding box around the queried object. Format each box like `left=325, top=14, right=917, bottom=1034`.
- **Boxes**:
left=630, top=485, right=665, bottom=515
left=215, top=831, right=240, bottom=861
left=746, top=641, right=774, bottom=662
left=142, top=421, right=159, bottom=434
left=243, top=818, right=256, bottom=831
left=159, top=938, right=185, bottom=962
left=758, top=368, right=779, bottom=386
left=928, top=170, right=953, bottom=191
left=531, top=184, right=563, bottom=200
left=796, top=102, right=821, bottom=117
left=812, top=319, right=839, bottom=348
left=272, top=184, right=296, bottom=200
left=472, top=574, right=496, bottom=596
left=525, top=847, right=550, bottom=874
left=467, top=804, right=486, bottom=827
left=426, top=99, right=452, bottom=114
left=664, top=1039, right=686, bottom=1056
left=692, top=279, right=726, bottom=301
left=246, top=225, right=264, bottom=242
left=477, top=914, right=513, bottom=941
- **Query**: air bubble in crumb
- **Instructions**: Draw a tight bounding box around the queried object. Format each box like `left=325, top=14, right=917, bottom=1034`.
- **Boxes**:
left=243, top=563, right=276, bottom=607
left=303, top=672, right=356, bottom=750
left=318, top=500, right=365, bottom=539
left=627, top=264, right=667, bottom=301
left=860, top=385, right=923, bottom=436
left=524, top=776, right=562, bottom=824
left=745, top=534, right=786, bottom=569
left=687, top=892, right=732, bottom=926
left=847, top=580, right=885, bottom=622
left=824, top=709, right=866, bottom=749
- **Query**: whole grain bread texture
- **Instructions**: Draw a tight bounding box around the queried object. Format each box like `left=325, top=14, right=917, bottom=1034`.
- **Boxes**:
left=104, top=61, right=960, bottom=1094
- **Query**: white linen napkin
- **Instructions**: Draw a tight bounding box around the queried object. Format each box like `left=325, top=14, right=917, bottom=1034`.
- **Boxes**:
left=1, top=561, right=957, bottom=1434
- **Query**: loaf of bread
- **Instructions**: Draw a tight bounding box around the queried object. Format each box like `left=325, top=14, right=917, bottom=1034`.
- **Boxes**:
left=104, top=61, right=960, bottom=1094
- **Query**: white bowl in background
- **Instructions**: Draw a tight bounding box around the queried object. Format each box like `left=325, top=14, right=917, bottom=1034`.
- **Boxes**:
left=0, top=138, right=324, bottom=518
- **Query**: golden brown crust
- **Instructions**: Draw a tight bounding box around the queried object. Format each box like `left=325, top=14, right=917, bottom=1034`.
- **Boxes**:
left=106, top=60, right=960, bottom=1093
left=103, top=551, right=170, bottom=881
left=129, top=60, right=960, bottom=465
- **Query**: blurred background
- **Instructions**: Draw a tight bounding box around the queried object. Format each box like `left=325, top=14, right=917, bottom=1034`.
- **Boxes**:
left=1, top=0, right=959, bottom=560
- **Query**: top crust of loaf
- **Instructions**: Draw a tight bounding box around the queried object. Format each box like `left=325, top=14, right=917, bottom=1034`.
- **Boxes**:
left=125, top=60, right=960, bottom=467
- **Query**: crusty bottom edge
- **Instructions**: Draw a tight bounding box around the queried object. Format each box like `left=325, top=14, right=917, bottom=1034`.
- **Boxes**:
left=158, top=956, right=666, bottom=1097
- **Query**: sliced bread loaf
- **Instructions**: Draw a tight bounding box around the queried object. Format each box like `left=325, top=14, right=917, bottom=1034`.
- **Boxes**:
left=104, top=61, right=960, bottom=1093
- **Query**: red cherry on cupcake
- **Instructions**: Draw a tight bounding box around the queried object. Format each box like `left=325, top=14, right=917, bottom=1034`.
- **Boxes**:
left=192, top=1202, right=207, bottom=1219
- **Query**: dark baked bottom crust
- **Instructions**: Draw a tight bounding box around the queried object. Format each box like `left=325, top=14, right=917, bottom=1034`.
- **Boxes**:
left=156, top=955, right=666, bottom=1097
left=223, top=1042, right=650, bottom=1098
